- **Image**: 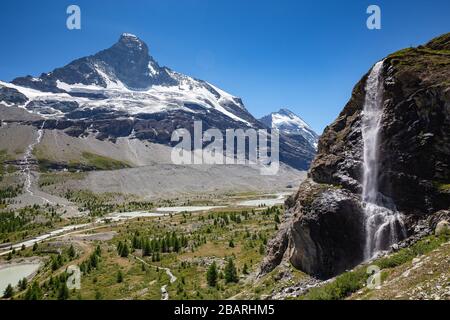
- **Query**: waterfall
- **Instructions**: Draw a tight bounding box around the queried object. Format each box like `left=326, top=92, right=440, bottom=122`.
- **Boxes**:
left=22, top=121, right=46, bottom=196
left=361, top=61, right=406, bottom=260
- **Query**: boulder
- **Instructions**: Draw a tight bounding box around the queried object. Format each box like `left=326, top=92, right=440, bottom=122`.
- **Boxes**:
left=435, top=220, right=450, bottom=236
left=288, top=182, right=364, bottom=279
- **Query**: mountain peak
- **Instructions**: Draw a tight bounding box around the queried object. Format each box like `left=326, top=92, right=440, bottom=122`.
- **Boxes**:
left=120, top=32, right=139, bottom=39
left=277, top=108, right=295, bottom=116
left=259, top=108, right=319, bottom=150
left=109, top=33, right=149, bottom=54
left=117, top=33, right=147, bottom=50
left=88, top=33, right=156, bottom=89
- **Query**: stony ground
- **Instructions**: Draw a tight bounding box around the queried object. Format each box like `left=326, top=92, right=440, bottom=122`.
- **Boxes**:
left=350, top=241, right=450, bottom=300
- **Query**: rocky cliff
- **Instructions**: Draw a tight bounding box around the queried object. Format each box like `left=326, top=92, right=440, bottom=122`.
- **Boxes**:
left=261, top=33, right=450, bottom=279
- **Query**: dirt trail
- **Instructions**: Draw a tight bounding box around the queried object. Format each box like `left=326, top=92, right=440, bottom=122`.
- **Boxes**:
left=52, top=240, right=94, bottom=278
left=132, top=255, right=177, bottom=300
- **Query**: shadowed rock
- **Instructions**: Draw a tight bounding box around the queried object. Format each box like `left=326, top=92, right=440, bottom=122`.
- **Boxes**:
left=261, top=32, right=450, bottom=279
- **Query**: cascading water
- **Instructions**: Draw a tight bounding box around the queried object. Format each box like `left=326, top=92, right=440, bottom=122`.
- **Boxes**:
left=22, top=121, right=46, bottom=197
left=361, top=61, right=406, bottom=260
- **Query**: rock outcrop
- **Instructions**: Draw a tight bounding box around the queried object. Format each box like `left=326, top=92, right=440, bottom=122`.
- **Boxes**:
left=261, top=33, right=450, bottom=279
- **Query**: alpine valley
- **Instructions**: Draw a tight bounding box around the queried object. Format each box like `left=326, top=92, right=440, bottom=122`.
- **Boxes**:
left=0, top=33, right=318, bottom=204
left=0, top=32, right=449, bottom=301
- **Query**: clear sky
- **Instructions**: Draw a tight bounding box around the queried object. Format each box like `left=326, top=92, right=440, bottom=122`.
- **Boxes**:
left=0, top=0, right=449, bottom=133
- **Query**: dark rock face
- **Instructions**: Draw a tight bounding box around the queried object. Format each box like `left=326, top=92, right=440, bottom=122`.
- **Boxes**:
left=380, top=57, right=450, bottom=214
left=0, top=85, right=28, bottom=104
left=259, top=214, right=291, bottom=275
left=289, top=184, right=364, bottom=278
left=261, top=181, right=364, bottom=279
left=261, top=33, right=450, bottom=279
left=309, top=75, right=367, bottom=194
left=33, top=105, right=314, bottom=170
left=26, top=100, right=79, bottom=114
left=93, top=33, right=177, bottom=89
left=13, top=34, right=176, bottom=91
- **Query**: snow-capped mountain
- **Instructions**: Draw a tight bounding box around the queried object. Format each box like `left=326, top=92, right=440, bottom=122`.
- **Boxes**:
left=0, top=34, right=315, bottom=170
left=259, top=108, right=319, bottom=150
left=5, top=33, right=254, bottom=126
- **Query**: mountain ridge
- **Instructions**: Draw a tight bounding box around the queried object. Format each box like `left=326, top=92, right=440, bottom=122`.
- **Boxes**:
left=0, top=33, right=316, bottom=171
left=259, top=108, right=319, bottom=150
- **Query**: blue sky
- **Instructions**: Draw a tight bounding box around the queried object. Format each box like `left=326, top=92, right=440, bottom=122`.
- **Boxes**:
left=0, top=0, right=449, bottom=133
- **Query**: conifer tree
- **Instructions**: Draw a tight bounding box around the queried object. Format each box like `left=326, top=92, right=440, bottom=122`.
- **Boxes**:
left=117, top=270, right=124, bottom=283
left=68, top=244, right=76, bottom=258
left=3, top=284, right=14, bottom=298
left=57, top=283, right=69, bottom=300
left=121, top=243, right=129, bottom=258
left=242, top=263, right=249, bottom=275
left=206, top=262, right=218, bottom=287
left=224, top=258, right=238, bottom=284
left=24, top=282, right=43, bottom=300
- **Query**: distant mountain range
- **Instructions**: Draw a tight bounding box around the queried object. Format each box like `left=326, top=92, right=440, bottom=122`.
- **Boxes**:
left=259, top=108, right=319, bottom=150
left=0, top=33, right=316, bottom=170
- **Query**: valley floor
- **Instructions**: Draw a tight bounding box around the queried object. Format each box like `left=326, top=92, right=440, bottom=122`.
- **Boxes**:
left=0, top=149, right=448, bottom=300
left=1, top=184, right=449, bottom=300
left=0, top=189, right=301, bottom=300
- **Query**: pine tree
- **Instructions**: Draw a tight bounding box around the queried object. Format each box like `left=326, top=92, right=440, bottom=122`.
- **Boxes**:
left=121, top=243, right=129, bottom=257
left=19, top=277, right=28, bottom=291
left=173, top=237, right=180, bottom=253
left=117, top=241, right=123, bottom=255
left=117, top=270, right=124, bottom=283
left=32, top=242, right=38, bottom=252
left=57, top=283, right=69, bottom=300
left=274, top=214, right=280, bottom=224
left=95, top=290, right=102, bottom=300
left=242, top=263, right=249, bottom=275
left=3, top=284, right=14, bottom=298
left=51, top=254, right=63, bottom=271
left=117, top=241, right=129, bottom=258
left=90, top=252, right=99, bottom=269
left=143, top=239, right=151, bottom=256
left=206, top=262, right=218, bottom=287
left=224, top=258, right=238, bottom=284
left=132, top=234, right=140, bottom=249
left=24, top=282, right=42, bottom=300
left=68, top=244, right=76, bottom=259
left=259, top=244, right=265, bottom=255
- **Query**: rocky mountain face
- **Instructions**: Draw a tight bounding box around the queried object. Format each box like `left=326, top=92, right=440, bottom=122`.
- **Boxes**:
left=12, top=33, right=177, bottom=91
left=259, top=108, right=319, bottom=150
left=261, top=33, right=450, bottom=279
left=0, top=34, right=315, bottom=170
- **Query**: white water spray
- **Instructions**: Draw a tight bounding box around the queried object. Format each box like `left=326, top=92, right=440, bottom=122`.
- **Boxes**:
left=21, top=121, right=50, bottom=203
left=361, top=61, right=406, bottom=260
